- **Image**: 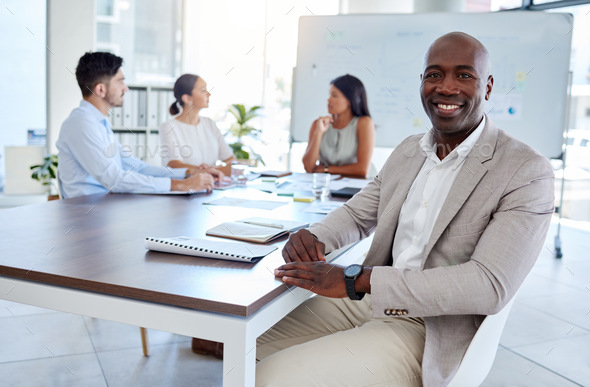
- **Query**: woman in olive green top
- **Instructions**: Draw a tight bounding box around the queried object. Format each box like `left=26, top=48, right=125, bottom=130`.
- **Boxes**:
left=302, top=74, right=375, bottom=178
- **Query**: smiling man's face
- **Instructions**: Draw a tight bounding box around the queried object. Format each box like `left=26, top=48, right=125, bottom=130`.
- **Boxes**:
left=420, top=33, right=493, bottom=138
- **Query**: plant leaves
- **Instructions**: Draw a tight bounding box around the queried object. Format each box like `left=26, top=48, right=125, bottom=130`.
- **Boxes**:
left=30, top=154, right=58, bottom=184
left=228, top=105, right=241, bottom=122
left=234, top=104, right=247, bottom=121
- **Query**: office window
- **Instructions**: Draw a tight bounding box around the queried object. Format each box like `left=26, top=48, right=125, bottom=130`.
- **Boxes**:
left=96, top=0, right=182, bottom=84
left=182, top=1, right=340, bottom=170
left=545, top=4, right=590, bottom=224
left=0, top=0, right=47, bottom=191
left=261, top=1, right=341, bottom=169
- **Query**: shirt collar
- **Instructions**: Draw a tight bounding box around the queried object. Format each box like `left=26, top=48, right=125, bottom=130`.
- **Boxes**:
left=419, top=116, right=486, bottom=168
left=79, top=100, right=109, bottom=125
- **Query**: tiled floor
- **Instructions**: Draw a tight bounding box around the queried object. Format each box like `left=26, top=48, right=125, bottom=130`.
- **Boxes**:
left=0, top=218, right=588, bottom=386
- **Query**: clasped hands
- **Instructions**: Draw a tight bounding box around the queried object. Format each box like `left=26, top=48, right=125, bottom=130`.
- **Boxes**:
left=276, top=229, right=349, bottom=298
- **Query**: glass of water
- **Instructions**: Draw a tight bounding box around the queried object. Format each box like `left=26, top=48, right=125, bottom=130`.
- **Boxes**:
left=312, top=173, right=331, bottom=199
left=231, top=164, right=248, bottom=185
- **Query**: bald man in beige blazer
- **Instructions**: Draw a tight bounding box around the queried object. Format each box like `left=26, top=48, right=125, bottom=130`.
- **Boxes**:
left=256, top=32, right=554, bottom=386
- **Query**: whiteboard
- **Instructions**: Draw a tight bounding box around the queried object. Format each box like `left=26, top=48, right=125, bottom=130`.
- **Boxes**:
left=291, top=12, right=572, bottom=158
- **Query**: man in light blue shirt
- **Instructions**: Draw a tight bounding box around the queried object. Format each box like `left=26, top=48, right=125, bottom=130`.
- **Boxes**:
left=57, top=52, right=218, bottom=198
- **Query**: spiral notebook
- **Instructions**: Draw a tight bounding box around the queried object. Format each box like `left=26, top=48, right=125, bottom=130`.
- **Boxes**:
left=145, top=236, right=277, bottom=263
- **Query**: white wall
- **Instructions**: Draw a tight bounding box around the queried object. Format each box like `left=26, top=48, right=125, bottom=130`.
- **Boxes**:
left=46, top=0, right=96, bottom=153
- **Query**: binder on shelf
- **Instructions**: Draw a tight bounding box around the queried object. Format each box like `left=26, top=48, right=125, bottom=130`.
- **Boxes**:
left=122, top=89, right=135, bottom=129
left=148, top=88, right=160, bottom=127
left=111, top=85, right=172, bottom=135
left=113, top=107, right=124, bottom=127
left=107, top=109, right=116, bottom=126
left=122, top=91, right=130, bottom=129
left=159, top=90, right=172, bottom=123
left=145, top=236, right=277, bottom=262
left=138, top=89, right=147, bottom=127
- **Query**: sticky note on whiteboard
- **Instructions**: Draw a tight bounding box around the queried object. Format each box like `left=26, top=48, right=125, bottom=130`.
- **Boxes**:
left=515, top=72, right=527, bottom=82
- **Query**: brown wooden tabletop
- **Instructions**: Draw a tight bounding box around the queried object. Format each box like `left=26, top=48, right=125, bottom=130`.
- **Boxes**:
left=0, top=189, right=329, bottom=317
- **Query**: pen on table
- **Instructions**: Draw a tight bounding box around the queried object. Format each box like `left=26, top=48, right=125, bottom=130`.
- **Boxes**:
left=242, top=221, right=284, bottom=229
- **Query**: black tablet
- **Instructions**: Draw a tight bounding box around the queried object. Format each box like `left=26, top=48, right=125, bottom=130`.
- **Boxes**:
left=330, top=187, right=361, bottom=198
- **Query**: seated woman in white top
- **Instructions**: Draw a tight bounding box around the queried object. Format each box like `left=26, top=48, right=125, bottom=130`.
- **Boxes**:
left=302, top=74, right=375, bottom=178
left=159, top=74, right=235, bottom=175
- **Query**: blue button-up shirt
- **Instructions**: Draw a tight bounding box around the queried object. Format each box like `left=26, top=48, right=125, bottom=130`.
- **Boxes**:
left=56, top=100, right=186, bottom=198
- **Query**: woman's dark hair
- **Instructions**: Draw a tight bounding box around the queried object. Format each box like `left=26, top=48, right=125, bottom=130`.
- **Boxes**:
left=75, top=52, right=123, bottom=97
left=170, top=74, right=199, bottom=115
left=330, top=74, right=371, bottom=117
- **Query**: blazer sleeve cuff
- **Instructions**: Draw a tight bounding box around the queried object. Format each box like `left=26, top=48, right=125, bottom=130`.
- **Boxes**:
left=370, top=266, right=409, bottom=318
left=307, top=224, right=340, bottom=253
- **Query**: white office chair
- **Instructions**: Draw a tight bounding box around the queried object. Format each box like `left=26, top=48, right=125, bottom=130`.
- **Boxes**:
left=447, top=296, right=516, bottom=387
left=56, top=170, right=151, bottom=356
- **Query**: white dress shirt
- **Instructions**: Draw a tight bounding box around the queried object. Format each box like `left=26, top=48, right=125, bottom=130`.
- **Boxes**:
left=391, top=117, right=486, bottom=270
left=57, top=100, right=187, bottom=198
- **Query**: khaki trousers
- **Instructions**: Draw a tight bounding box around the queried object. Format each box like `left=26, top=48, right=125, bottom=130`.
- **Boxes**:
left=256, top=295, right=425, bottom=387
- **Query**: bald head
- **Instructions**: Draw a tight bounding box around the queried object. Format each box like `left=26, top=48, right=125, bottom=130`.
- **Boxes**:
left=424, top=32, right=491, bottom=77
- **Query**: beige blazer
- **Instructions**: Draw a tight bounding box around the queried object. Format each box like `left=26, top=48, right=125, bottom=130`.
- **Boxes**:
left=309, top=118, right=555, bottom=386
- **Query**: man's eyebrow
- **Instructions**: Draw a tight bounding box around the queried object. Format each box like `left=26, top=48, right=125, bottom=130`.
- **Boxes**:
left=456, top=65, right=477, bottom=72
left=423, top=65, right=442, bottom=73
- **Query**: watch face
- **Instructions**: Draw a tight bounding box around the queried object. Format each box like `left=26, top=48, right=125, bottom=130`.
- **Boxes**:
left=344, top=264, right=362, bottom=277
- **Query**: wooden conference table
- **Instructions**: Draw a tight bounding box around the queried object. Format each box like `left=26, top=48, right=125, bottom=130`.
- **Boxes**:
left=0, top=187, right=370, bottom=386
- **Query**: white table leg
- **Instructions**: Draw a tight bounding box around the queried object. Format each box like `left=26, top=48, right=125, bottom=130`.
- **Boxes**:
left=222, top=326, right=257, bottom=387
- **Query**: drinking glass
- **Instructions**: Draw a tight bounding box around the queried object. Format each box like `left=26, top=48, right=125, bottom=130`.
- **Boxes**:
left=312, top=173, right=331, bottom=199
left=231, top=164, right=248, bottom=185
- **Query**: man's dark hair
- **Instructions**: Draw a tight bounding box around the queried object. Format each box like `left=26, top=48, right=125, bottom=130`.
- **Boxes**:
left=75, top=52, right=123, bottom=97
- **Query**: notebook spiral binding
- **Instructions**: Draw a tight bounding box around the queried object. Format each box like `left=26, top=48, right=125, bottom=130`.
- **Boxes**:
left=146, top=237, right=244, bottom=259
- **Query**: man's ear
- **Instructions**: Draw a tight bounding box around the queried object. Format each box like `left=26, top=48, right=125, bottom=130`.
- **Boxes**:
left=485, top=75, right=494, bottom=101
left=94, top=83, right=107, bottom=98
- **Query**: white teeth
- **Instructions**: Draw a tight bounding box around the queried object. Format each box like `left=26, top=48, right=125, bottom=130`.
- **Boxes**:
left=438, top=104, right=459, bottom=110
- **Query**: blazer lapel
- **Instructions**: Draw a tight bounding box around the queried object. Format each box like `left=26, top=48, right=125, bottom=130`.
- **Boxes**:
left=421, top=119, right=498, bottom=268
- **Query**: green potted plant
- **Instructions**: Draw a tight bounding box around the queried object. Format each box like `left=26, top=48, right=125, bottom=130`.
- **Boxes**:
left=30, top=154, right=59, bottom=200
left=226, top=104, right=264, bottom=166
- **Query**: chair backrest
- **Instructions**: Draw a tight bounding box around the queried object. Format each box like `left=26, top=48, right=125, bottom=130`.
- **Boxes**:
left=447, top=296, right=516, bottom=387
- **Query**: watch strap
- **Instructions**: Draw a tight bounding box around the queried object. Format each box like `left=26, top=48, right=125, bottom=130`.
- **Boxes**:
left=344, top=265, right=365, bottom=301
